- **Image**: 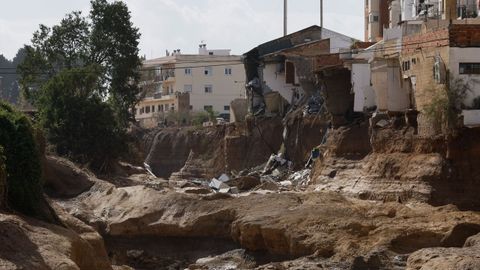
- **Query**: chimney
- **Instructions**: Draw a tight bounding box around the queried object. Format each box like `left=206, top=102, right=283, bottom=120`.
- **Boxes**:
left=199, top=43, right=207, bottom=55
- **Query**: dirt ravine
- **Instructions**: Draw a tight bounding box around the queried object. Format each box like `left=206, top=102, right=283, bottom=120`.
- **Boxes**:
left=4, top=111, right=480, bottom=269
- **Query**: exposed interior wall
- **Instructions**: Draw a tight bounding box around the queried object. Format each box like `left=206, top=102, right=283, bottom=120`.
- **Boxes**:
left=371, top=59, right=411, bottom=112
left=371, top=63, right=389, bottom=111
left=319, top=69, right=354, bottom=126
left=262, top=62, right=301, bottom=104
left=352, top=63, right=377, bottom=112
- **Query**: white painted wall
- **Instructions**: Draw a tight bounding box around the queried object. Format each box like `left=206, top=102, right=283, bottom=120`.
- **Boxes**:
left=321, top=29, right=354, bottom=53
left=390, top=0, right=402, bottom=27
left=352, top=63, right=377, bottom=112
left=462, top=110, right=480, bottom=126
left=401, top=0, right=416, bottom=20
left=175, top=56, right=245, bottom=113
left=449, top=47, right=480, bottom=107
left=262, top=63, right=299, bottom=103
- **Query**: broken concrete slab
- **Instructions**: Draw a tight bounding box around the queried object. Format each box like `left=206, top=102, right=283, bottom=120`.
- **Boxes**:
left=218, top=174, right=230, bottom=182
left=209, top=179, right=230, bottom=190
left=280, top=181, right=293, bottom=187
left=219, top=188, right=231, bottom=194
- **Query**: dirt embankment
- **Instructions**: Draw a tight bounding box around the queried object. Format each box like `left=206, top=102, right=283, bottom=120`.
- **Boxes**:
left=144, top=115, right=327, bottom=180
left=311, top=120, right=480, bottom=210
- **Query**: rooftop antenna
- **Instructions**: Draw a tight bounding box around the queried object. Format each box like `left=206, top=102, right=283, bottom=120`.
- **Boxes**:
left=284, top=0, right=288, bottom=36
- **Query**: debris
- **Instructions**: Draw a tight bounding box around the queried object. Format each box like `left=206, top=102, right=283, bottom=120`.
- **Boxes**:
left=280, top=181, right=293, bottom=187
left=303, top=93, right=324, bottom=116
left=143, top=162, right=157, bottom=178
left=376, top=119, right=389, bottom=128
left=229, top=187, right=240, bottom=194
left=218, top=174, right=230, bottom=182
left=288, top=169, right=311, bottom=186
left=209, top=179, right=229, bottom=190
left=263, top=154, right=292, bottom=175
left=219, top=188, right=231, bottom=194
left=305, top=147, right=321, bottom=168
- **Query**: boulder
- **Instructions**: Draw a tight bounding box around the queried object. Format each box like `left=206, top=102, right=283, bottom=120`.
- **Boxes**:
left=43, top=156, right=94, bottom=198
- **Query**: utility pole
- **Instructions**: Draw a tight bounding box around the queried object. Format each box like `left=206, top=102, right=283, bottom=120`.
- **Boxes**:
left=320, top=0, right=324, bottom=28
left=284, top=0, right=288, bottom=36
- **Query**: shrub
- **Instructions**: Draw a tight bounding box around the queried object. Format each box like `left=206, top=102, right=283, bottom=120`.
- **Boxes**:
left=0, top=102, right=43, bottom=215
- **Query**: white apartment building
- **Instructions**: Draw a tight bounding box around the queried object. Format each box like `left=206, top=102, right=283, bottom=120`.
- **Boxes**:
left=135, top=44, right=245, bottom=127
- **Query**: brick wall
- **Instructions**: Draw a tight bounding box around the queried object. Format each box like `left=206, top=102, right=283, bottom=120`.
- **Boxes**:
left=402, top=29, right=451, bottom=136
left=449, top=24, right=480, bottom=47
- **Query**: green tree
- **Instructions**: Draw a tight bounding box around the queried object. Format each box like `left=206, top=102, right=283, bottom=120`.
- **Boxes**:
left=18, top=0, right=141, bottom=171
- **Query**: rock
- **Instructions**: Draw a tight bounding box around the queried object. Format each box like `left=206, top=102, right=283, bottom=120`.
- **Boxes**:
left=189, top=249, right=256, bottom=269
left=406, top=246, right=480, bottom=270
left=43, top=156, right=94, bottom=198
left=0, top=212, right=112, bottom=270
left=226, top=176, right=261, bottom=191
left=464, top=233, right=480, bottom=247
left=441, top=223, right=480, bottom=247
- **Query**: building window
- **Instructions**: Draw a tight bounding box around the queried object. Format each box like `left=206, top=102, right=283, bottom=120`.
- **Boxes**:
left=224, top=67, right=232, bottom=75
left=184, top=84, right=193, bottom=92
left=185, top=68, right=192, bottom=75
left=204, top=67, right=213, bottom=76
left=204, top=85, right=213, bottom=93
left=402, top=60, right=411, bottom=71
left=459, top=63, right=480, bottom=75
left=204, top=105, right=213, bottom=111
left=189, top=105, right=193, bottom=110
left=145, top=106, right=150, bottom=113
left=224, top=105, right=230, bottom=111
left=152, top=105, right=155, bottom=113
left=285, top=61, right=295, bottom=84
left=171, top=104, right=175, bottom=111
left=140, top=107, right=144, bottom=114
left=209, top=52, right=214, bottom=55
left=369, top=13, right=379, bottom=23
left=158, top=105, right=162, bottom=111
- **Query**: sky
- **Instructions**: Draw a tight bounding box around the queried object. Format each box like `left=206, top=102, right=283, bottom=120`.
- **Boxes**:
left=0, top=0, right=364, bottom=61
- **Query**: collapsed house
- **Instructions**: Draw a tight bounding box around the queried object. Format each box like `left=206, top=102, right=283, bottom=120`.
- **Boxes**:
left=349, top=0, right=480, bottom=135
left=243, top=25, right=359, bottom=125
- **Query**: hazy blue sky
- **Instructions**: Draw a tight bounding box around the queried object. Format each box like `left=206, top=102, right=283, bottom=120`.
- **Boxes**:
left=0, top=0, right=364, bottom=60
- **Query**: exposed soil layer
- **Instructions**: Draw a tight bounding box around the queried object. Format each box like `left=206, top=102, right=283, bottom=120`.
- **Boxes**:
left=312, top=123, right=480, bottom=210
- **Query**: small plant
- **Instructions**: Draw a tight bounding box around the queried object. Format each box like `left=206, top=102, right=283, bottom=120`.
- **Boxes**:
left=424, top=74, right=476, bottom=134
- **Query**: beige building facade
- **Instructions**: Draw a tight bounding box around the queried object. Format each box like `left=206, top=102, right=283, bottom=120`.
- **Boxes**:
left=135, top=45, right=245, bottom=128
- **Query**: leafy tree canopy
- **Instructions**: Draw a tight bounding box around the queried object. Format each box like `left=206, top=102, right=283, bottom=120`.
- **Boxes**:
left=18, top=0, right=141, bottom=171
